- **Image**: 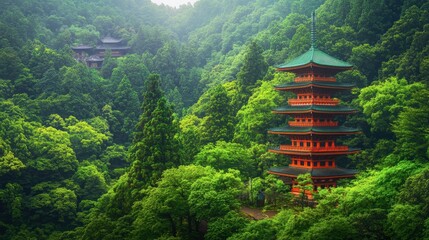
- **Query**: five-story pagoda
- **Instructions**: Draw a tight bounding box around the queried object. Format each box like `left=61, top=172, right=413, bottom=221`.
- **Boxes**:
left=268, top=12, right=360, bottom=195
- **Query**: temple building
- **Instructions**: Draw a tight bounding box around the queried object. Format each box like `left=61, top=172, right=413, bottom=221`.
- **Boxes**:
left=268, top=12, right=360, bottom=196
left=71, top=36, right=130, bottom=68
left=94, top=36, right=130, bottom=58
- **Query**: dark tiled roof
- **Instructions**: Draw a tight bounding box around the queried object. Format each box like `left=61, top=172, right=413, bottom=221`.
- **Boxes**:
left=268, top=166, right=358, bottom=178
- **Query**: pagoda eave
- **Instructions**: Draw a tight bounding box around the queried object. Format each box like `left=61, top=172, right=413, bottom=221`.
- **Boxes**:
left=268, top=130, right=361, bottom=136
left=268, top=171, right=356, bottom=179
left=272, top=110, right=358, bottom=114
left=95, top=47, right=131, bottom=50
left=71, top=45, right=93, bottom=50
left=268, top=166, right=358, bottom=179
left=275, top=85, right=354, bottom=91
left=277, top=62, right=352, bottom=72
left=268, top=148, right=360, bottom=156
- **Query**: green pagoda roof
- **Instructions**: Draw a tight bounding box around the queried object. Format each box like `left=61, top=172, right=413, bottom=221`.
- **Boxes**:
left=273, top=105, right=357, bottom=114
left=268, top=126, right=360, bottom=135
left=268, top=166, right=358, bottom=178
left=276, top=47, right=352, bottom=70
left=275, top=81, right=355, bottom=90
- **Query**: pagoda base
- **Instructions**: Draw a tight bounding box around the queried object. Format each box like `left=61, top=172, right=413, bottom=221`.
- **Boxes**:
left=269, top=166, right=357, bottom=193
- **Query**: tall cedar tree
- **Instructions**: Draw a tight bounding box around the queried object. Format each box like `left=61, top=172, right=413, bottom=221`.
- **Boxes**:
left=235, top=41, right=268, bottom=107
left=202, top=84, right=234, bottom=144
left=113, top=75, right=140, bottom=143
left=128, top=74, right=180, bottom=187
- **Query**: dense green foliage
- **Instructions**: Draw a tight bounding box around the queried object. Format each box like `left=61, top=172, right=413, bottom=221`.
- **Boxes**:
left=0, top=0, right=428, bottom=239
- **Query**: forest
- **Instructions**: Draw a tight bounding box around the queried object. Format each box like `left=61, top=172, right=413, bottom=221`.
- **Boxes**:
left=0, top=0, right=428, bottom=239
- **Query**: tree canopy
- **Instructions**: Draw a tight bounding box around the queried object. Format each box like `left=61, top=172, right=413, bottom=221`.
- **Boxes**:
left=1, top=0, right=429, bottom=239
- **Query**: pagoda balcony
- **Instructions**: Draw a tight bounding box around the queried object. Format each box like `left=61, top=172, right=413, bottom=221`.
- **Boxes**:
left=288, top=99, right=340, bottom=106
left=279, top=145, right=349, bottom=152
left=288, top=121, right=339, bottom=127
left=294, top=76, right=336, bottom=82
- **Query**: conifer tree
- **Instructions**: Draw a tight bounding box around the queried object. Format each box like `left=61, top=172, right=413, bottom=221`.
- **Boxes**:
left=128, top=74, right=180, bottom=186
left=235, top=41, right=268, bottom=105
left=132, top=74, right=163, bottom=143
left=202, top=84, right=234, bottom=143
left=113, top=75, right=140, bottom=143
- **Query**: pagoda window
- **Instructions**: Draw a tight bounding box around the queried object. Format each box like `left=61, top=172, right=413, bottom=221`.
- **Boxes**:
left=294, top=160, right=298, bottom=165
left=320, top=161, right=326, bottom=167
left=300, top=142, right=304, bottom=147
left=313, top=142, right=317, bottom=147
left=328, top=142, right=332, bottom=147
left=300, top=161, right=304, bottom=166
left=306, top=142, right=311, bottom=147
left=328, top=161, right=333, bottom=166
left=314, top=162, right=318, bottom=167
left=307, top=162, right=311, bottom=166
left=320, top=142, right=326, bottom=147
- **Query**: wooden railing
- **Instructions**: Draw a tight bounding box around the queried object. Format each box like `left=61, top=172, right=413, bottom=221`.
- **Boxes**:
left=288, top=99, right=340, bottom=106
left=294, top=76, right=336, bottom=82
left=288, top=121, right=339, bottom=127
left=279, top=145, right=349, bottom=152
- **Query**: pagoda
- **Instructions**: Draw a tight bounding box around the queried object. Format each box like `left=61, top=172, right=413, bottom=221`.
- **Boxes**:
left=268, top=12, right=360, bottom=196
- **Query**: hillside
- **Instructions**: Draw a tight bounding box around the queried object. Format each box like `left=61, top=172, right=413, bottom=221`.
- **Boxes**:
left=0, top=0, right=428, bottom=239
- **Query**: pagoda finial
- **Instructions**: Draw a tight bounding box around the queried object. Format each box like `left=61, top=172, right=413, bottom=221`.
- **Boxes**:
left=311, top=11, right=316, bottom=48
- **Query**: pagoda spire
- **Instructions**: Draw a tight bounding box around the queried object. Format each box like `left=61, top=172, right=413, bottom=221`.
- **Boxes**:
left=311, top=11, right=316, bottom=48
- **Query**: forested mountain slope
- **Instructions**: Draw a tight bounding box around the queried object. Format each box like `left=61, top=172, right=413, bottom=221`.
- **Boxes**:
left=0, top=0, right=428, bottom=239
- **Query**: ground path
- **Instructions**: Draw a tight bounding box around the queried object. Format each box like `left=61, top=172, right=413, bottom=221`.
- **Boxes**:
left=240, top=206, right=278, bottom=220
